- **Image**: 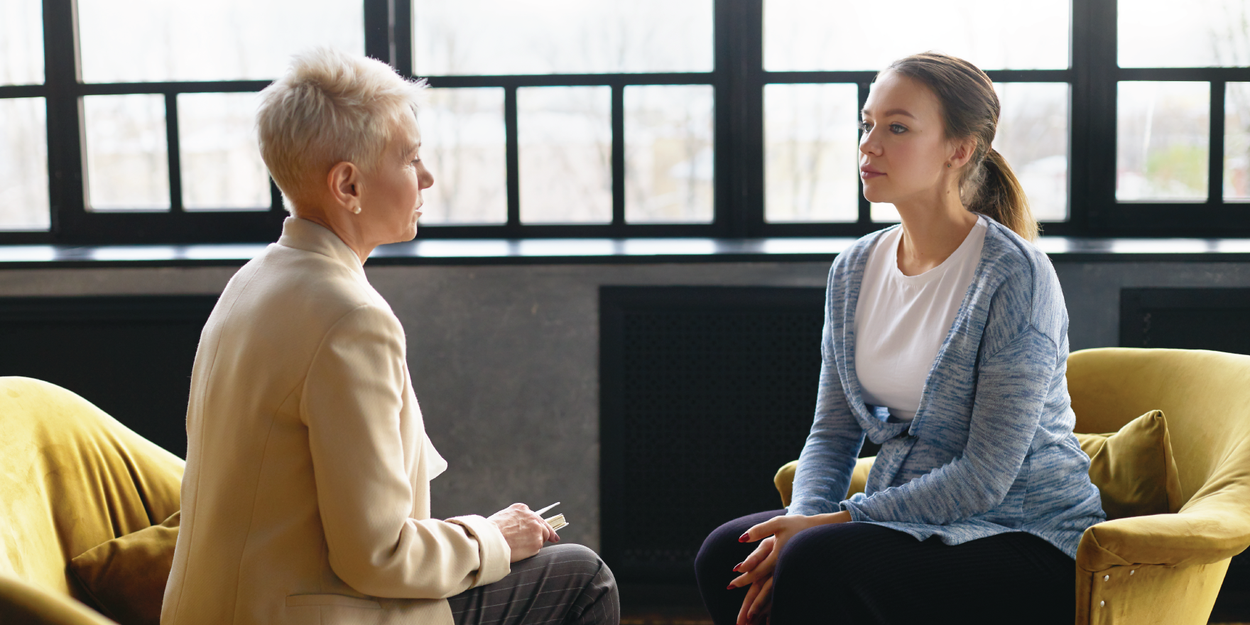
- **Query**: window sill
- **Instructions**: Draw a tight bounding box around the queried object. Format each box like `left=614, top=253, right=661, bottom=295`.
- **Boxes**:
left=2, top=236, right=1250, bottom=269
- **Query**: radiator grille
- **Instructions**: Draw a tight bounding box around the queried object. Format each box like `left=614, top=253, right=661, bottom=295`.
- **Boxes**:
left=600, top=287, right=825, bottom=581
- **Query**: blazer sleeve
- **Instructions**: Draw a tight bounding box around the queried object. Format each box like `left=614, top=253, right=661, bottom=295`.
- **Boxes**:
left=788, top=273, right=866, bottom=516
left=301, top=304, right=511, bottom=599
left=839, top=323, right=1058, bottom=525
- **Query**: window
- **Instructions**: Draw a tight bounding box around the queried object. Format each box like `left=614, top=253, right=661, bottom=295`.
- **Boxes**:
left=2, top=0, right=1249, bottom=244
left=1095, top=0, right=1250, bottom=234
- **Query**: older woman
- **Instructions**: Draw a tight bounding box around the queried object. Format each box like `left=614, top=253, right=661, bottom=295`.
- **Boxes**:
left=162, top=48, right=617, bottom=625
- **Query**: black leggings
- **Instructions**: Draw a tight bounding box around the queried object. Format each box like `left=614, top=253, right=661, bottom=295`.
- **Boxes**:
left=695, top=510, right=1075, bottom=625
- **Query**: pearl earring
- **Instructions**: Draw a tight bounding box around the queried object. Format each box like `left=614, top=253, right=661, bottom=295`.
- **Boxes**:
left=352, top=206, right=362, bottom=214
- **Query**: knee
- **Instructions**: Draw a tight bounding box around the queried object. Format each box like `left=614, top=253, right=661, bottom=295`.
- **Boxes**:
left=773, top=527, right=853, bottom=590
left=547, top=543, right=613, bottom=581
left=695, top=518, right=749, bottom=573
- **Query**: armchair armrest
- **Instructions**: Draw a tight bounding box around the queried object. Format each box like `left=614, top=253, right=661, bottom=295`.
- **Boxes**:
left=1077, top=504, right=1250, bottom=571
left=774, top=457, right=875, bottom=508
left=0, top=576, right=114, bottom=625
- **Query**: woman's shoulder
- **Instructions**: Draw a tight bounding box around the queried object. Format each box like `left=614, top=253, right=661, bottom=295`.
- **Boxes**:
left=977, top=219, right=1067, bottom=342
left=828, top=225, right=898, bottom=277
left=229, top=244, right=396, bottom=330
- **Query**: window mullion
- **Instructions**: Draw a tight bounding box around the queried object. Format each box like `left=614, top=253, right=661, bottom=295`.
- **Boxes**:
left=504, top=86, right=520, bottom=232
left=1071, top=0, right=1118, bottom=235
left=1210, top=81, right=1226, bottom=205
left=165, top=93, right=183, bottom=213
left=42, top=0, right=85, bottom=238
left=611, top=84, right=625, bottom=227
left=716, top=0, right=763, bottom=237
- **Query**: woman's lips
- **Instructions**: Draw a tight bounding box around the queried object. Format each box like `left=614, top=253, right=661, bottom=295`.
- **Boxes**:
left=860, top=166, right=884, bottom=180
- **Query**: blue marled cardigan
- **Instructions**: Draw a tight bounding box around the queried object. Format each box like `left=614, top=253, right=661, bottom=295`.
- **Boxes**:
left=788, top=219, right=1106, bottom=558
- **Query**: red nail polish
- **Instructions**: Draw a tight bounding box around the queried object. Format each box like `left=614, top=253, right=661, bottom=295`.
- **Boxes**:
left=726, top=583, right=735, bottom=590
left=739, top=533, right=749, bottom=543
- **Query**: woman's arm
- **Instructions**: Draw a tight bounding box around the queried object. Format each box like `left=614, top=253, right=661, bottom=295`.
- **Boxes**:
left=787, top=272, right=866, bottom=516
left=839, top=324, right=1058, bottom=525
left=302, top=304, right=511, bottom=599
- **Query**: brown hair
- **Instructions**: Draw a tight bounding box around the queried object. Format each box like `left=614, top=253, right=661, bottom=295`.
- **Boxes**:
left=884, top=52, right=1038, bottom=240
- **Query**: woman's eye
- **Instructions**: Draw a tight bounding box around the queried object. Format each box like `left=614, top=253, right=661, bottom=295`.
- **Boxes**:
left=859, top=121, right=872, bottom=132
left=889, top=124, right=907, bottom=134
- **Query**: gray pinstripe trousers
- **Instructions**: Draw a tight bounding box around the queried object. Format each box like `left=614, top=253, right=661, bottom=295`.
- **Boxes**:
left=449, top=544, right=619, bottom=625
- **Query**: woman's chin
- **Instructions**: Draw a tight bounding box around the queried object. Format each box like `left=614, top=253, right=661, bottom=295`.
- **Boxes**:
left=862, top=187, right=887, bottom=204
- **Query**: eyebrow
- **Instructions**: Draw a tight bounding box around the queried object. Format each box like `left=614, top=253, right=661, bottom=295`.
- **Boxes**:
left=861, top=108, right=917, bottom=119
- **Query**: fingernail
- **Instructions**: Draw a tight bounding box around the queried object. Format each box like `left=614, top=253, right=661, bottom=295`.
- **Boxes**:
left=732, top=562, right=742, bottom=572
left=726, top=583, right=735, bottom=590
left=739, top=533, right=749, bottom=543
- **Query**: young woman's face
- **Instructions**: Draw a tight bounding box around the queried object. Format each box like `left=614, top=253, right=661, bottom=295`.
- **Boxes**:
left=858, top=70, right=959, bottom=207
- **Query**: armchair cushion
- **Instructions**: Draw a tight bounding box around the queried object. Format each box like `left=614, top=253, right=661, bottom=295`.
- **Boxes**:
left=68, top=511, right=179, bottom=625
left=1075, top=409, right=1183, bottom=520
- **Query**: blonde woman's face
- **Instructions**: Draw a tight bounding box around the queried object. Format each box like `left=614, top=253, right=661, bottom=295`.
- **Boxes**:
left=358, top=111, right=434, bottom=244
left=858, top=71, right=956, bottom=207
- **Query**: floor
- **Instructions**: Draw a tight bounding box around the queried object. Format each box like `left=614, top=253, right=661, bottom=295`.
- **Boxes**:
left=620, top=584, right=711, bottom=625
left=619, top=583, right=1250, bottom=625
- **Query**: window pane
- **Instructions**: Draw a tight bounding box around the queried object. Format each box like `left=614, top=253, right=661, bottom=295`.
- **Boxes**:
left=625, top=85, right=714, bottom=224
left=0, top=98, right=50, bottom=230
left=415, top=0, right=713, bottom=75
left=179, top=93, right=269, bottom=211
left=1120, top=0, right=1248, bottom=68
left=1228, top=83, right=1250, bottom=201
left=417, top=88, right=507, bottom=225
left=84, top=94, right=170, bottom=211
left=1117, top=82, right=1209, bottom=202
left=764, top=84, right=859, bottom=223
left=765, top=0, right=1069, bottom=71
left=518, top=87, right=612, bottom=224
left=78, top=0, right=363, bottom=83
left=870, top=203, right=901, bottom=223
left=994, top=83, right=1069, bottom=221
left=0, top=0, right=44, bottom=85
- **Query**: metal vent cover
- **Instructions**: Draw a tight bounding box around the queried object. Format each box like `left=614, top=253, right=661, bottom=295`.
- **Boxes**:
left=600, top=286, right=825, bottom=581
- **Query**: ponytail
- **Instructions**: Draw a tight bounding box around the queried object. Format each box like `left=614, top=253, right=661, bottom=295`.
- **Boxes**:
left=965, top=148, right=1038, bottom=241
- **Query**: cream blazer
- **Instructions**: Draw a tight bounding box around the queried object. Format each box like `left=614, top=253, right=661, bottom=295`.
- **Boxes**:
left=162, top=218, right=511, bottom=625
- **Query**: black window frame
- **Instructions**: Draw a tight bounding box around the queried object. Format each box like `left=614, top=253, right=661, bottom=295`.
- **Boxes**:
left=1, top=0, right=1247, bottom=245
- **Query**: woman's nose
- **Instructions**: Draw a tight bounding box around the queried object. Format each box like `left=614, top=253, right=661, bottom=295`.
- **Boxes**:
left=859, top=130, right=880, bottom=156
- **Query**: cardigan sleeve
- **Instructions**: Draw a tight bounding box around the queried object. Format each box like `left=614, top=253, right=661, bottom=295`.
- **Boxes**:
left=839, top=323, right=1058, bottom=525
left=302, top=304, right=510, bottom=599
left=788, top=277, right=866, bottom=516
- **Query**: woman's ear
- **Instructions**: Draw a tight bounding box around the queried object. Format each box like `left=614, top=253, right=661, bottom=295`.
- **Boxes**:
left=327, top=161, right=362, bottom=212
left=948, top=137, right=978, bottom=169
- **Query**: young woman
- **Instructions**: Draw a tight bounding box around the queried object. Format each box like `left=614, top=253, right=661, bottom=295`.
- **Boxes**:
left=694, top=52, right=1105, bottom=625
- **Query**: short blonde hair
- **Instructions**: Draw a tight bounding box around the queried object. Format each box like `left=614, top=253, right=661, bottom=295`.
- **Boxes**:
left=256, top=47, right=426, bottom=208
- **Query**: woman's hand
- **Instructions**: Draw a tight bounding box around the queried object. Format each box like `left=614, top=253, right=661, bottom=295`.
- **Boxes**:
left=728, top=511, right=852, bottom=624
left=488, top=503, right=560, bottom=562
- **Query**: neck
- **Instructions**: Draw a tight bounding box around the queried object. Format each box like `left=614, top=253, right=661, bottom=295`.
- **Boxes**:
left=293, top=205, right=374, bottom=265
left=892, top=186, right=978, bottom=276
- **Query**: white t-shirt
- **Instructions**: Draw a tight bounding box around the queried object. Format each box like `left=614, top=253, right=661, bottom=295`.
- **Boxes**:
left=854, top=216, right=987, bottom=421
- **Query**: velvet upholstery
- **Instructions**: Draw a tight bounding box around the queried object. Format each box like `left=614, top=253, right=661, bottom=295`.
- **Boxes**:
left=69, top=512, right=180, bottom=625
left=0, top=376, right=185, bottom=624
left=773, top=348, right=1250, bottom=624
left=1076, top=410, right=1183, bottom=520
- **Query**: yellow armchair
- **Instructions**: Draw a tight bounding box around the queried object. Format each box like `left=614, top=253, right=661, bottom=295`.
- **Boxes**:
left=0, top=377, right=184, bottom=624
left=773, top=348, right=1250, bottom=625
